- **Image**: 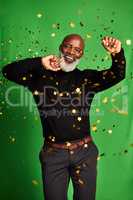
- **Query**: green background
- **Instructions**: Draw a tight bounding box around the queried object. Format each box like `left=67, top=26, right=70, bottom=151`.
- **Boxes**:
left=0, top=0, right=133, bottom=199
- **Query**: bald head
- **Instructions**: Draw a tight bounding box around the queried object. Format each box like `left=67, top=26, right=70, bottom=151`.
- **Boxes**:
left=62, top=34, right=85, bottom=49
left=60, top=34, right=84, bottom=63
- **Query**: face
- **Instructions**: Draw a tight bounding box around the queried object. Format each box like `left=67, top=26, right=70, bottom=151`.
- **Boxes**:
left=60, top=36, right=84, bottom=64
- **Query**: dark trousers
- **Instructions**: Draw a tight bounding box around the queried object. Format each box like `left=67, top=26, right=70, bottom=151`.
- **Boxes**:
left=39, top=141, right=98, bottom=200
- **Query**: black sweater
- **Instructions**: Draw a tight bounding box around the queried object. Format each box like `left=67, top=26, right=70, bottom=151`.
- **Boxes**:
left=2, top=49, right=126, bottom=143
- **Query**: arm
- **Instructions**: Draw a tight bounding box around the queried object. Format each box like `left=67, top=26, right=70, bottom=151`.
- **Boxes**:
left=83, top=37, right=126, bottom=92
left=2, top=57, right=43, bottom=87
left=2, top=55, right=61, bottom=88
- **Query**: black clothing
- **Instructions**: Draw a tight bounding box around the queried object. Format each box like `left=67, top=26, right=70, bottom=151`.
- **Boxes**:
left=39, top=140, right=98, bottom=200
left=2, top=49, right=126, bottom=143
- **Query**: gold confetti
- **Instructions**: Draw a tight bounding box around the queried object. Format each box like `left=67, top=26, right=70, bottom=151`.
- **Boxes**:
left=126, top=39, right=131, bottom=46
left=37, top=13, right=43, bottom=18
left=34, top=90, right=39, bottom=95
left=76, top=170, right=80, bottom=174
left=51, top=33, right=56, bottom=37
left=111, top=98, right=116, bottom=102
left=72, top=109, right=77, bottom=114
left=69, top=150, right=74, bottom=154
left=51, top=137, right=55, bottom=142
left=96, top=119, right=101, bottom=124
left=28, top=48, right=32, bottom=52
left=77, top=117, right=82, bottom=121
left=59, top=93, right=63, bottom=97
left=78, top=179, right=84, bottom=185
left=108, top=129, right=112, bottom=134
left=91, top=124, right=97, bottom=132
left=86, top=33, right=92, bottom=39
left=84, top=143, right=88, bottom=148
left=32, top=180, right=39, bottom=186
left=97, top=156, right=101, bottom=160
left=69, top=22, right=76, bottom=28
left=66, top=142, right=71, bottom=147
left=102, top=97, right=108, bottom=104
left=8, top=39, right=12, bottom=43
left=96, top=108, right=100, bottom=113
left=22, top=77, right=26, bottom=81
left=75, top=88, right=81, bottom=93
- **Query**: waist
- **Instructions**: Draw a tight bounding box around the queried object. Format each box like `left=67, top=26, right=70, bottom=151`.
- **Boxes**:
left=45, top=135, right=92, bottom=150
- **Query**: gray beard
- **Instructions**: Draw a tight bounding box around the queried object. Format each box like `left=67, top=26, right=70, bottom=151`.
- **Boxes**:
left=60, top=53, right=80, bottom=72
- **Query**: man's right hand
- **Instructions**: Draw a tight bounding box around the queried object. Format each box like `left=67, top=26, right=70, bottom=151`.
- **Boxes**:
left=41, top=55, right=61, bottom=71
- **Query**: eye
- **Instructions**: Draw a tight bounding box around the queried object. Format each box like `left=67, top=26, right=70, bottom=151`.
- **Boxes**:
left=63, top=44, right=71, bottom=48
left=75, top=48, right=81, bottom=53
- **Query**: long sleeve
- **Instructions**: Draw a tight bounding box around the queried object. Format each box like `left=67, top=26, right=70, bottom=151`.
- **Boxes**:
left=83, top=48, right=126, bottom=92
left=2, top=57, right=44, bottom=88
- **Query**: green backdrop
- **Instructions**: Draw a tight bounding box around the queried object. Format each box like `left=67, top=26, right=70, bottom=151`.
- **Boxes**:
left=0, top=0, right=133, bottom=199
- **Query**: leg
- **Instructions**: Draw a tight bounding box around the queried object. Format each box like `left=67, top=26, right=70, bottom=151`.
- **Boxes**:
left=39, top=145, right=70, bottom=200
left=70, top=142, right=98, bottom=200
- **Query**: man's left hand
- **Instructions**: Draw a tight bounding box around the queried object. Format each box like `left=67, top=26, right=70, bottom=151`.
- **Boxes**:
left=102, top=36, right=121, bottom=54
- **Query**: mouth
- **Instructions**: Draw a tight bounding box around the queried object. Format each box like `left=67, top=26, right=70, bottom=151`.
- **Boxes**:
left=63, top=55, right=75, bottom=63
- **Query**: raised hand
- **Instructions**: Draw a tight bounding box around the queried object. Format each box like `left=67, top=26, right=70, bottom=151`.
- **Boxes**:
left=41, top=55, right=61, bottom=71
left=102, top=36, right=121, bottom=54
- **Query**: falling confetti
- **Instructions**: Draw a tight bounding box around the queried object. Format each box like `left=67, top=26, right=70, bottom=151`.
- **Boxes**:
left=102, top=97, right=108, bottom=104
left=108, top=129, right=112, bottom=134
left=51, top=33, right=56, bottom=37
left=37, top=13, right=43, bottom=18
left=91, top=124, right=97, bottom=132
left=32, top=179, right=39, bottom=186
left=86, top=33, right=92, bottom=39
left=126, top=39, right=131, bottom=46
left=69, top=22, right=76, bottom=28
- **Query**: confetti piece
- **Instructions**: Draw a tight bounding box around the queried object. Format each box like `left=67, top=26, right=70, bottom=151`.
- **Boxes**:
left=37, top=13, right=43, bottom=18
left=96, top=119, right=101, bottom=124
left=108, top=129, right=112, bottom=134
left=77, top=117, right=82, bottom=121
left=86, top=33, right=92, bottom=39
left=91, top=124, right=97, bottom=132
left=96, top=108, right=100, bottom=113
left=69, top=22, right=76, bottom=28
left=69, top=150, right=74, bottom=154
left=78, top=179, right=84, bottom=185
left=126, top=39, right=131, bottom=46
left=84, top=143, right=88, bottom=148
left=22, top=77, right=26, bottom=81
left=8, top=39, right=12, bottom=44
left=102, top=97, right=108, bottom=104
left=51, top=33, right=56, bottom=37
left=72, top=109, right=77, bottom=114
left=28, top=48, right=32, bottom=52
left=34, top=90, right=39, bottom=95
left=32, top=180, right=39, bottom=186
left=75, top=88, right=81, bottom=93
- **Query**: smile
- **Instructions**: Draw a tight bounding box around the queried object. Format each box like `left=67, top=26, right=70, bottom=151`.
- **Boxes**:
left=64, top=55, right=75, bottom=63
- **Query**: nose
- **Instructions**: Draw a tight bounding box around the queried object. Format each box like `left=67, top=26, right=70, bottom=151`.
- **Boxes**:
left=67, top=47, right=75, bottom=55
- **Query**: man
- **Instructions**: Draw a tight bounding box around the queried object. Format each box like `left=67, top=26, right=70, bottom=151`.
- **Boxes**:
left=2, top=34, right=126, bottom=200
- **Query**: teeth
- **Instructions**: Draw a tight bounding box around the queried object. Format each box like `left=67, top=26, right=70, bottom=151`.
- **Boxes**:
left=65, top=56, right=73, bottom=61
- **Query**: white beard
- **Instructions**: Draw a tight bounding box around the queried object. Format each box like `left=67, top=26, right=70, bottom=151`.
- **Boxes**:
left=60, top=53, right=80, bottom=72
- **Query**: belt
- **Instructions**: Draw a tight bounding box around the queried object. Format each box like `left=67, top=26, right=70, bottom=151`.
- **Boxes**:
left=45, top=136, right=92, bottom=150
